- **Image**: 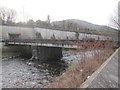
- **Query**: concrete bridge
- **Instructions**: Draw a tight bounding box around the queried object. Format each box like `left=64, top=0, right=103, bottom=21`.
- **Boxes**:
left=1, top=25, right=114, bottom=61
left=4, top=39, right=80, bottom=60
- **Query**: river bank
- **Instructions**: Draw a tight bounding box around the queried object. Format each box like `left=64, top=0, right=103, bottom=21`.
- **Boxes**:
left=48, top=48, right=115, bottom=88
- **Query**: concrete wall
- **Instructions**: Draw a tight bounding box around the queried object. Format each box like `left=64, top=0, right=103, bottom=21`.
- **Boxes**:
left=1, top=25, right=112, bottom=41
left=1, top=26, right=35, bottom=40
left=31, top=46, right=62, bottom=61
left=2, top=46, right=32, bottom=58
left=35, top=28, right=76, bottom=40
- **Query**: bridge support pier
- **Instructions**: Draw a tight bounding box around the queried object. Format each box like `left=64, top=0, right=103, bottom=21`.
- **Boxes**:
left=30, top=46, right=39, bottom=60
left=30, top=46, right=62, bottom=61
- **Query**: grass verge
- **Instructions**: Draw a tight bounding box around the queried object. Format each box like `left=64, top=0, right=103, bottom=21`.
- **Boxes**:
left=48, top=48, right=114, bottom=88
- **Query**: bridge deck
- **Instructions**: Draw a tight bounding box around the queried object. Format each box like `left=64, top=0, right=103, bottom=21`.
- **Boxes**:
left=5, top=39, right=80, bottom=49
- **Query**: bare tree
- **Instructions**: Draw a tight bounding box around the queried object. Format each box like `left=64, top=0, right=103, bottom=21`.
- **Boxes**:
left=110, top=2, right=120, bottom=45
left=0, top=7, right=16, bottom=25
left=7, top=9, right=16, bottom=23
left=0, top=7, right=6, bottom=24
left=110, top=1, right=120, bottom=29
left=118, top=1, right=120, bottom=29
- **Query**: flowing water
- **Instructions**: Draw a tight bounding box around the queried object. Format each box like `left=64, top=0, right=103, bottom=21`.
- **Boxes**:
left=2, top=50, right=99, bottom=88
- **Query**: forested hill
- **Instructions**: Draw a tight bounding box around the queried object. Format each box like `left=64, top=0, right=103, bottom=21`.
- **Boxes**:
left=51, top=19, right=118, bottom=37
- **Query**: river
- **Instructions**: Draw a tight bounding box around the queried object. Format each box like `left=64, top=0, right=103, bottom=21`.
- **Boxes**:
left=1, top=50, right=99, bottom=88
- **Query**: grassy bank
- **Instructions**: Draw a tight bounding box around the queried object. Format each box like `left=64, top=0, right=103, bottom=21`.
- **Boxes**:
left=48, top=48, right=114, bottom=88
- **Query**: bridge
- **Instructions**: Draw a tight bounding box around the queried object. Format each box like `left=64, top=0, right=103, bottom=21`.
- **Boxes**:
left=5, top=39, right=79, bottom=49
left=4, top=39, right=80, bottom=60
left=1, top=25, right=115, bottom=61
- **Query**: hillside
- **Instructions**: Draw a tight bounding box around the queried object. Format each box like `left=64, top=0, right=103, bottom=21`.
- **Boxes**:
left=51, top=19, right=118, bottom=38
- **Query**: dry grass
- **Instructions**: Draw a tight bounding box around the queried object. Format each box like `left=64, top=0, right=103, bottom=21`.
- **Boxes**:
left=48, top=47, right=114, bottom=88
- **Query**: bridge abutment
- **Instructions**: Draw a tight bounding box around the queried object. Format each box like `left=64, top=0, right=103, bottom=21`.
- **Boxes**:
left=2, top=46, right=32, bottom=58
left=30, top=46, right=63, bottom=61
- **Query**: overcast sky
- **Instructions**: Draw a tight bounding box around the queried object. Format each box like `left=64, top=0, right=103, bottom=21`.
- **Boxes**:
left=0, top=0, right=119, bottom=26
